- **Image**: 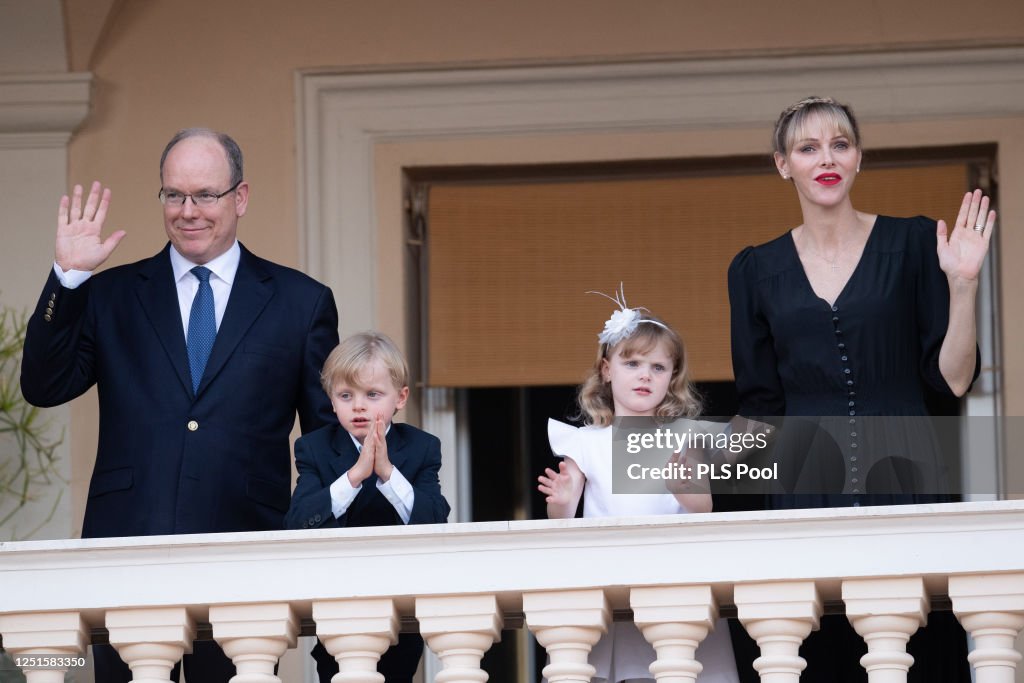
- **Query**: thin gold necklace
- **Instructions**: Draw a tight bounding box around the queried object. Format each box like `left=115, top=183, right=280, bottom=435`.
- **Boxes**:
left=799, top=229, right=852, bottom=273
left=814, top=248, right=840, bottom=272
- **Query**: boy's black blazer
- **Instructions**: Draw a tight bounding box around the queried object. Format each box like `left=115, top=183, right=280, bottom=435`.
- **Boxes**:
left=286, top=422, right=450, bottom=682
left=286, top=421, right=450, bottom=530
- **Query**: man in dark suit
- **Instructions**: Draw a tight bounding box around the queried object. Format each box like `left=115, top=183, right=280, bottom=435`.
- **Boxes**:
left=20, top=128, right=339, bottom=682
left=286, top=332, right=450, bottom=682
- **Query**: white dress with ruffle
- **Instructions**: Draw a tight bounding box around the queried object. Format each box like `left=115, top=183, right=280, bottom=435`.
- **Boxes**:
left=547, top=419, right=741, bottom=683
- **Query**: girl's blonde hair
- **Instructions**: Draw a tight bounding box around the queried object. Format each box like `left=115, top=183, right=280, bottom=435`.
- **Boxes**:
left=577, top=315, right=702, bottom=426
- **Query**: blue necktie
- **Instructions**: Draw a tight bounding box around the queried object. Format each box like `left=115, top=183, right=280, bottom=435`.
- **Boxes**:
left=187, top=266, right=216, bottom=393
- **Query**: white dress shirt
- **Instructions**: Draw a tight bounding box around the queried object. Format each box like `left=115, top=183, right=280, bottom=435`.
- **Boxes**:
left=168, top=242, right=239, bottom=334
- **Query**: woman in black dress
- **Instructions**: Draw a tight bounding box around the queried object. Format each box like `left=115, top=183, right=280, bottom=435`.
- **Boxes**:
left=727, top=96, right=995, bottom=682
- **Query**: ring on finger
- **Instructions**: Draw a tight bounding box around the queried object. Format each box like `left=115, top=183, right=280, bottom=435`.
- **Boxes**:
left=973, top=223, right=985, bottom=233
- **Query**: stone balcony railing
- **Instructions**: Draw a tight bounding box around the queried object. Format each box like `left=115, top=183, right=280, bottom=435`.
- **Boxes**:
left=1, top=501, right=1023, bottom=683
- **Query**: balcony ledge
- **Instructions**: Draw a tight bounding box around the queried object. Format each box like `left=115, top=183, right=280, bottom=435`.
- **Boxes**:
left=2, top=501, right=1022, bottom=621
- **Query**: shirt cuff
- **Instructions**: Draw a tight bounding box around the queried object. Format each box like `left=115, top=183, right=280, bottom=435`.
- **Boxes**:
left=53, top=262, right=92, bottom=290
left=377, top=467, right=414, bottom=524
left=329, top=473, right=361, bottom=519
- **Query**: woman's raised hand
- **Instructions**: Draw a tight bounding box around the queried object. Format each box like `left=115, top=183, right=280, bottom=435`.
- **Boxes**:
left=937, top=189, right=995, bottom=283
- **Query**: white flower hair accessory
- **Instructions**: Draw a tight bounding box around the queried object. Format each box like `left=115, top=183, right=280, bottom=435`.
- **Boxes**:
left=588, top=283, right=668, bottom=347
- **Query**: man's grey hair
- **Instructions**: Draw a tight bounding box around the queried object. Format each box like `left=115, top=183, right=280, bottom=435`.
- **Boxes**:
left=159, top=128, right=243, bottom=188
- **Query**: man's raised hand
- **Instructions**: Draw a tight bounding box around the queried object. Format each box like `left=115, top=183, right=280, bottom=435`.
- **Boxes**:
left=56, top=182, right=125, bottom=272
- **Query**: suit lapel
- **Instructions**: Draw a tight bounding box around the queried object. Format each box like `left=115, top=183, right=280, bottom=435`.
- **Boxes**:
left=330, top=427, right=359, bottom=481
left=196, top=244, right=273, bottom=396
left=386, top=426, right=408, bottom=472
left=134, top=245, right=193, bottom=396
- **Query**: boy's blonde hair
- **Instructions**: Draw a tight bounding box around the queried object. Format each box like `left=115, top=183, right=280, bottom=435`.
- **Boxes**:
left=320, top=331, right=409, bottom=394
left=577, top=315, right=702, bottom=426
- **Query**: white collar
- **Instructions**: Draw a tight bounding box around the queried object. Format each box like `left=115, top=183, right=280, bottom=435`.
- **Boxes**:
left=350, top=423, right=393, bottom=452
left=170, top=240, right=241, bottom=285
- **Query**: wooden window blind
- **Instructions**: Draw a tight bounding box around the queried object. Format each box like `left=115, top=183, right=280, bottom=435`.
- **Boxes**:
left=426, top=163, right=969, bottom=387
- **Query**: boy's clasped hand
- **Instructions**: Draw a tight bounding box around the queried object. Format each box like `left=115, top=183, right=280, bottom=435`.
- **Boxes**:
left=347, top=414, right=395, bottom=486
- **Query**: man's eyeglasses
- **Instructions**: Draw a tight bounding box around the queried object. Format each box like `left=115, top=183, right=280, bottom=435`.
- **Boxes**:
left=158, top=180, right=242, bottom=207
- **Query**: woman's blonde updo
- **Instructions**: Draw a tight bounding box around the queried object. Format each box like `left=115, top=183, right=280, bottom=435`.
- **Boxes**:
left=773, top=96, right=861, bottom=157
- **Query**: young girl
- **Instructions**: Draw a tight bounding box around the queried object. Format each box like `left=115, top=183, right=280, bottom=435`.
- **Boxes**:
left=537, top=288, right=740, bottom=683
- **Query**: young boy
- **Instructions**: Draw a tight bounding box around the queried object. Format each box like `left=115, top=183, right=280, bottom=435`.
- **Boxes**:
left=286, top=331, right=450, bottom=683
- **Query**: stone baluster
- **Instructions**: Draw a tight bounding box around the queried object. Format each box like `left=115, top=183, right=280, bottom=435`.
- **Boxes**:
left=631, top=585, right=718, bottom=683
left=843, top=577, right=928, bottom=683
left=0, top=611, right=89, bottom=683
left=106, top=606, right=195, bottom=683
left=523, top=588, right=609, bottom=683
left=950, top=572, right=1024, bottom=683
left=416, top=594, right=503, bottom=683
left=313, top=598, right=399, bottom=683
left=735, top=581, right=822, bottom=683
left=209, top=602, right=298, bottom=682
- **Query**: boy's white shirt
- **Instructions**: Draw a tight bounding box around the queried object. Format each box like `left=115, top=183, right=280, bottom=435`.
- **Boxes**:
left=328, top=424, right=414, bottom=524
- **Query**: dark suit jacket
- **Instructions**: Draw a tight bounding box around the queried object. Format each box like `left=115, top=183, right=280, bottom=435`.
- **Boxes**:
left=20, top=242, right=339, bottom=538
left=285, top=422, right=450, bottom=530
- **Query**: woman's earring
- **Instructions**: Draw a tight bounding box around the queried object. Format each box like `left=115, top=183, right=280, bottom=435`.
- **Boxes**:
left=782, top=173, right=789, bottom=180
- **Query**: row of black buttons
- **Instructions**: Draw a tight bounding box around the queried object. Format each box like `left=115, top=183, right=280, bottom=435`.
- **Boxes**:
left=831, top=305, right=860, bottom=495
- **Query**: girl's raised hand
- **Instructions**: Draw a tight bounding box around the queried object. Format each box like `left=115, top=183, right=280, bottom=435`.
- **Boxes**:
left=665, top=447, right=711, bottom=496
left=937, top=189, right=995, bottom=283
left=537, top=459, right=583, bottom=506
